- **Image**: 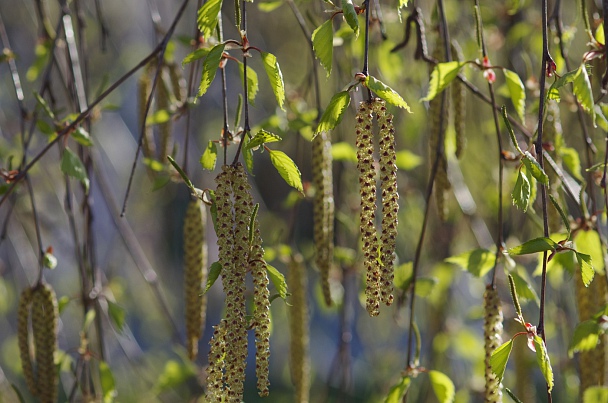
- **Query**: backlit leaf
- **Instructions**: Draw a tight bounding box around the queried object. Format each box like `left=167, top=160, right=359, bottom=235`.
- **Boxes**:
left=522, top=152, right=549, bottom=185
left=428, top=370, right=455, bottom=403
left=331, top=141, right=357, bottom=162
left=583, top=386, right=608, bottom=403
left=503, top=69, right=526, bottom=122
left=261, top=51, right=286, bottom=110
left=395, top=149, right=422, bottom=170
left=575, top=252, right=595, bottom=287
left=573, top=63, right=595, bottom=123
left=266, top=264, right=288, bottom=299
left=316, top=91, right=351, bottom=134
left=445, top=248, right=495, bottom=278
left=341, top=0, right=359, bottom=37
left=182, top=48, right=210, bottom=67
left=239, top=63, right=259, bottom=105
left=490, top=339, right=513, bottom=382
left=422, top=62, right=465, bottom=102
left=365, top=76, right=410, bottom=110
left=508, top=237, right=558, bottom=255
left=197, top=0, right=223, bottom=39
left=246, top=130, right=282, bottom=150
left=107, top=300, right=126, bottom=333
left=568, top=320, right=600, bottom=357
left=269, top=149, right=303, bottom=193
left=384, top=376, right=411, bottom=403
left=198, top=44, right=225, bottom=97
left=312, top=20, right=334, bottom=77
left=533, top=335, right=554, bottom=393
left=203, top=262, right=222, bottom=295
left=512, top=169, right=531, bottom=211
left=61, top=147, right=90, bottom=193
left=200, top=141, right=218, bottom=171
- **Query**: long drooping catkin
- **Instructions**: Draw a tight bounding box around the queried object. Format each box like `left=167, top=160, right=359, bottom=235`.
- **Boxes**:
left=451, top=41, right=466, bottom=159
left=312, top=131, right=334, bottom=306
left=31, top=284, right=58, bottom=403
left=373, top=99, right=398, bottom=306
left=356, top=101, right=381, bottom=317
left=483, top=286, right=503, bottom=403
left=184, top=199, right=207, bottom=360
left=138, top=63, right=155, bottom=161
left=17, top=288, right=36, bottom=397
left=288, top=254, right=310, bottom=403
left=206, top=320, right=227, bottom=401
left=157, top=72, right=172, bottom=163
left=233, top=163, right=271, bottom=397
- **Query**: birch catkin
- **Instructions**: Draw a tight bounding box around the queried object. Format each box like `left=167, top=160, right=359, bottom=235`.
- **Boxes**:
left=184, top=199, right=207, bottom=360
left=312, top=131, right=334, bottom=306
left=138, top=63, right=155, bottom=160
left=206, top=320, right=227, bottom=401
left=355, top=101, right=381, bottom=316
left=483, top=286, right=503, bottom=403
left=288, top=254, right=310, bottom=403
left=17, top=288, right=36, bottom=397
left=451, top=42, right=466, bottom=159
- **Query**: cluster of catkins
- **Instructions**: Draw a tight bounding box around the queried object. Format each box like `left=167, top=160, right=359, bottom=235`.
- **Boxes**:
left=483, top=285, right=503, bottom=402
left=18, top=283, right=59, bottom=403
left=355, top=98, right=399, bottom=316
left=206, top=164, right=271, bottom=401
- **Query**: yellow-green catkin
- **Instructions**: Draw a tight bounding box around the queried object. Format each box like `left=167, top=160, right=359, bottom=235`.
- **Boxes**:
left=373, top=99, right=398, bottom=306
left=483, top=286, right=503, bottom=403
left=31, top=284, right=59, bottom=403
left=168, top=61, right=187, bottom=104
left=355, top=101, right=381, bottom=317
left=17, top=288, right=36, bottom=397
left=233, top=163, right=271, bottom=397
left=288, top=254, right=310, bottom=403
left=184, top=198, right=208, bottom=360
left=451, top=41, right=466, bottom=159
left=206, top=320, right=227, bottom=401
left=312, top=131, right=334, bottom=306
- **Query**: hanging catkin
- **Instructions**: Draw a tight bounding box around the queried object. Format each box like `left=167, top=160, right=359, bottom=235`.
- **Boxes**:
left=373, top=99, right=398, bottom=306
left=483, top=286, right=503, bottom=403
left=184, top=198, right=208, bottom=360
left=157, top=70, right=172, bottom=163
left=451, top=41, right=466, bottom=159
left=288, top=254, right=310, bottom=403
left=138, top=63, right=155, bottom=161
left=356, top=101, right=381, bottom=316
left=206, top=320, right=227, bottom=401
left=312, top=131, right=334, bottom=306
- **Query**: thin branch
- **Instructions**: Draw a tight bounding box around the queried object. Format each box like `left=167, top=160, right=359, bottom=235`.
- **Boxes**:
left=363, top=0, right=373, bottom=101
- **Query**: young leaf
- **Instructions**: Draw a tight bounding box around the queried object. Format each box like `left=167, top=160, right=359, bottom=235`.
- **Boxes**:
left=583, top=386, right=608, bottom=403
left=316, top=91, right=351, bottom=134
left=72, top=127, right=94, bottom=147
left=341, top=0, right=359, bottom=37
left=268, top=149, right=303, bottom=193
left=182, top=48, right=210, bottom=67
left=197, top=0, right=223, bottom=39
left=574, top=63, right=595, bottom=123
left=502, top=106, right=524, bottom=155
left=198, top=44, right=225, bottom=97
left=384, top=376, right=411, bottom=403
left=61, top=147, right=90, bottom=192
left=503, top=69, right=526, bottom=122
left=146, top=109, right=171, bottom=126
left=365, top=76, right=410, bottom=111
left=99, top=361, right=117, bottom=402
left=532, top=335, right=554, bottom=393
left=312, top=19, right=334, bottom=77
left=200, top=141, right=218, bottom=171
left=490, top=339, right=513, bottom=382
left=548, top=194, right=571, bottom=240
left=203, top=262, right=222, bottom=295
left=444, top=248, right=495, bottom=278
left=575, top=252, right=595, bottom=287
left=574, top=229, right=605, bottom=273
left=167, top=156, right=195, bottom=191
left=568, top=320, right=601, bottom=357
left=33, top=91, right=56, bottom=119
left=261, top=51, right=286, bottom=110
left=512, top=169, right=531, bottom=212
left=509, top=270, right=539, bottom=304
left=522, top=152, right=549, bottom=185
left=107, top=300, right=126, bottom=333
left=242, top=134, right=254, bottom=173
left=547, top=68, right=578, bottom=101
left=560, top=147, right=583, bottom=181
left=246, top=130, right=282, bottom=150
left=507, top=274, right=523, bottom=319
left=239, top=62, right=259, bottom=105
left=508, top=237, right=558, bottom=255
left=266, top=263, right=288, bottom=299
left=428, top=370, right=455, bottom=403
left=421, top=62, right=465, bottom=102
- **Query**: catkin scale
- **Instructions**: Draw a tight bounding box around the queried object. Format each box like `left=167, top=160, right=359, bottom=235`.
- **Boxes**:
left=206, top=320, right=227, bottom=401
left=17, top=288, right=36, bottom=397
left=184, top=199, right=207, bottom=360
left=312, top=131, right=334, bottom=306
left=483, top=286, right=503, bottom=403
left=356, top=101, right=381, bottom=316
left=288, top=255, right=310, bottom=403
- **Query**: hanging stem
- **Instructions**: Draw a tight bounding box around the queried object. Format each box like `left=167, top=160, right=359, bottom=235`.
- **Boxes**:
left=231, top=0, right=251, bottom=166
left=363, top=0, right=372, bottom=101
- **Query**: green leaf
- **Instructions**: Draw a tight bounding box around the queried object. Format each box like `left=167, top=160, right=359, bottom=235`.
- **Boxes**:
left=394, top=262, right=413, bottom=291
left=548, top=195, right=571, bottom=240
left=146, top=109, right=171, bottom=126
left=583, top=386, right=608, bottom=403
left=239, top=63, right=259, bottom=105
left=384, top=376, right=411, bottom=403
left=512, top=169, right=531, bottom=212
left=167, top=156, right=195, bottom=192
left=445, top=248, right=495, bottom=278
left=415, top=277, right=438, bottom=297
left=575, top=252, right=595, bottom=287
left=260, top=51, right=286, bottom=110
left=365, top=76, right=410, bottom=110
left=596, top=22, right=606, bottom=45
left=312, top=20, right=334, bottom=77
left=246, top=130, right=282, bottom=150
left=332, top=141, right=358, bottom=162
left=242, top=134, right=254, bottom=173
left=522, top=152, right=549, bottom=185
left=144, top=158, right=164, bottom=172
left=34, top=91, right=56, bottom=120
left=197, top=0, right=223, bottom=39
left=155, top=360, right=195, bottom=392
left=26, top=41, right=51, bottom=82
left=560, top=146, right=583, bottom=181
left=533, top=335, right=554, bottom=393
left=72, top=127, right=94, bottom=147
left=574, top=229, right=605, bottom=272
left=395, top=149, right=422, bottom=170
left=266, top=264, right=288, bottom=299
left=182, top=48, right=210, bottom=67
left=83, top=309, right=96, bottom=332
left=316, top=91, right=351, bottom=134
left=508, top=237, right=558, bottom=255
left=203, top=262, right=222, bottom=295
left=573, top=64, right=595, bottom=123
left=509, top=270, right=539, bottom=304
left=61, top=148, right=90, bottom=193
left=107, top=300, right=126, bottom=333
left=341, top=0, right=359, bottom=37
left=568, top=320, right=601, bottom=357
left=547, top=68, right=578, bottom=101
left=57, top=296, right=71, bottom=315
left=501, top=106, right=524, bottom=155
left=200, top=141, right=218, bottom=171
left=198, top=44, right=225, bottom=97
left=99, top=361, right=117, bottom=403
left=268, top=149, right=303, bottom=193
left=428, top=370, right=455, bottom=403
left=490, top=339, right=513, bottom=382
left=421, top=62, right=465, bottom=102
left=503, top=69, right=526, bottom=122
left=43, top=252, right=57, bottom=270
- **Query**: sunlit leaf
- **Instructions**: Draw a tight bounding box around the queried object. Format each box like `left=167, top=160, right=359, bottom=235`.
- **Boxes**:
left=239, top=63, right=259, bottom=105
left=266, top=264, right=288, bottom=299
left=203, top=262, right=222, bottom=295
left=422, top=62, right=465, bottom=102
left=246, top=130, right=282, bottom=150
left=568, top=320, right=600, bottom=357
left=198, top=44, right=225, bottom=97
left=509, top=270, right=539, bottom=304
left=596, top=22, right=605, bottom=45
left=167, top=156, right=194, bottom=191
left=533, top=335, right=554, bottom=393
left=547, top=68, right=577, bottom=101
left=341, top=0, right=359, bottom=37
left=384, top=376, right=411, bottom=403
left=197, top=0, right=223, bottom=39
left=522, top=152, right=548, bottom=185
left=146, top=109, right=171, bottom=126
left=61, top=147, right=90, bottom=193
left=512, top=169, right=531, bottom=211
left=107, top=300, right=126, bottom=333
left=490, top=339, right=513, bottom=382
left=394, top=262, right=413, bottom=291
left=182, top=48, right=210, bottom=67
left=99, top=361, right=117, bottom=403
left=428, top=370, right=455, bottom=403
left=312, top=19, right=334, bottom=77
left=560, top=146, right=583, bottom=181
left=573, top=63, right=595, bottom=123
left=200, top=141, right=218, bottom=171
left=316, top=91, right=351, bottom=134
left=508, top=237, right=558, bottom=255
left=574, top=229, right=605, bottom=273
left=365, top=76, right=410, bottom=110
left=261, top=51, right=286, bottom=110
left=503, top=69, right=526, bottom=122
left=268, top=149, right=303, bottom=193
left=72, top=127, right=93, bottom=147
left=575, top=252, right=595, bottom=287
left=445, top=248, right=495, bottom=278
